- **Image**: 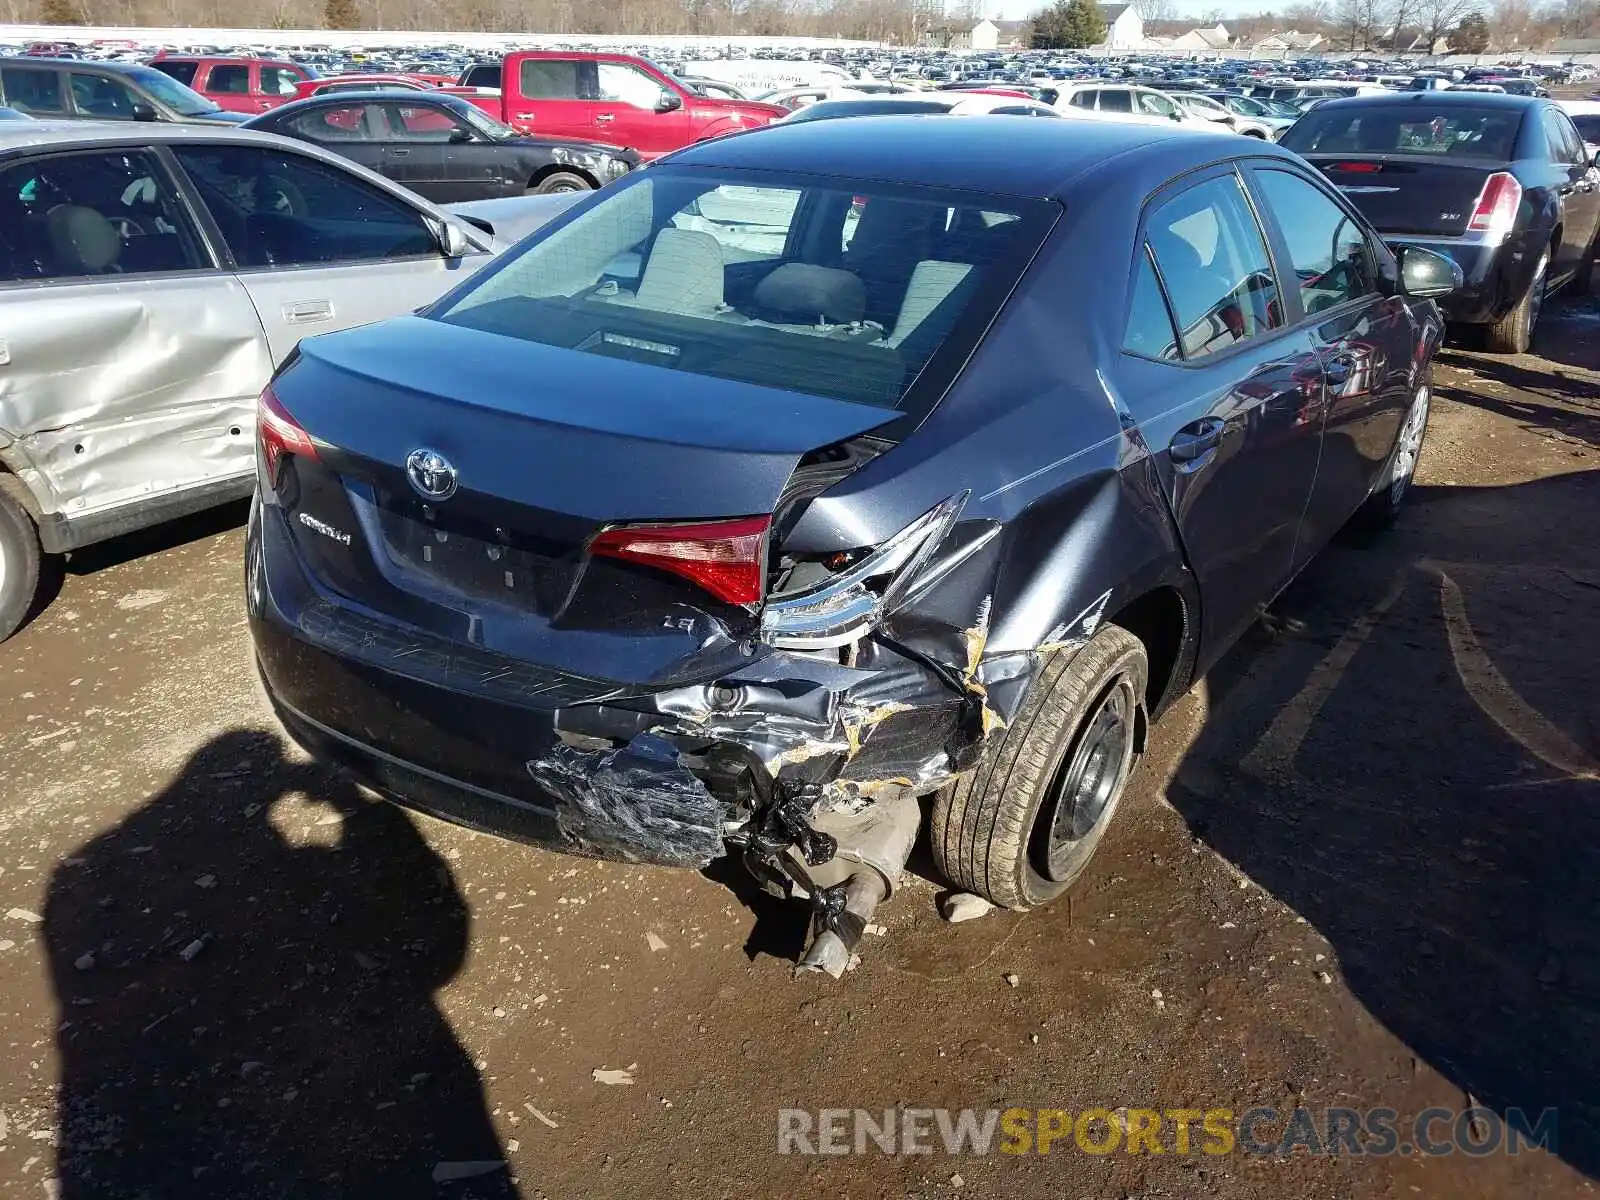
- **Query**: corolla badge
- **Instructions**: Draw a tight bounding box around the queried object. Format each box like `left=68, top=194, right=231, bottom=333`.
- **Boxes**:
left=406, top=448, right=458, bottom=501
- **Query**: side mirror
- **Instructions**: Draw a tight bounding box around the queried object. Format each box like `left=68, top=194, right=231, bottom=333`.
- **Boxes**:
left=438, top=219, right=469, bottom=259
left=1396, top=244, right=1461, bottom=298
left=448, top=126, right=475, bottom=144
left=131, top=103, right=158, bottom=122
left=654, top=91, right=683, bottom=114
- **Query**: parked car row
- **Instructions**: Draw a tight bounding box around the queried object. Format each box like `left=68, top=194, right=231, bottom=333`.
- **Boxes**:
left=0, top=120, right=580, bottom=640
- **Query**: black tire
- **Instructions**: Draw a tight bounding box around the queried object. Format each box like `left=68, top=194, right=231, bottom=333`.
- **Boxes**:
left=0, top=484, right=42, bottom=643
left=932, top=624, right=1147, bottom=910
left=529, top=171, right=591, bottom=196
left=1356, top=365, right=1432, bottom=527
left=1484, top=249, right=1547, bottom=354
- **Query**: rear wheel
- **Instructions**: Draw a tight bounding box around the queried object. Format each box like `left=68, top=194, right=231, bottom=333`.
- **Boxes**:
left=0, top=486, right=42, bottom=643
left=1484, top=249, right=1548, bottom=354
left=529, top=171, right=591, bottom=196
left=932, top=625, right=1147, bottom=910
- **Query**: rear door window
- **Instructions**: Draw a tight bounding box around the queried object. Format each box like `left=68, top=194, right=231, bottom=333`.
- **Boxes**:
left=1122, top=246, right=1180, bottom=361
left=1098, top=89, right=1133, bottom=113
left=1143, top=172, right=1283, bottom=360
left=0, top=150, right=207, bottom=282
left=261, top=66, right=303, bottom=97
left=208, top=65, right=251, bottom=94
left=518, top=59, right=583, bottom=100
left=1, top=67, right=65, bottom=115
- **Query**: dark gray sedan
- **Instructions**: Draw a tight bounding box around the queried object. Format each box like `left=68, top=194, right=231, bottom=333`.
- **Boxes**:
left=249, top=117, right=1457, bottom=977
left=245, top=92, right=639, bottom=202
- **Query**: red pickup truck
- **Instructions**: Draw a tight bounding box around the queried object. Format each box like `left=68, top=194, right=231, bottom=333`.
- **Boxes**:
left=147, top=55, right=313, bottom=114
left=471, top=52, right=786, bottom=158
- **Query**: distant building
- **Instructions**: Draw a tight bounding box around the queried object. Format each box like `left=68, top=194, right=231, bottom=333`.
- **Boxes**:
left=953, top=18, right=1000, bottom=51
left=1251, top=29, right=1326, bottom=54
left=1100, top=2, right=1145, bottom=50
left=1166, top=23, right=1232, bottom=51
left=950, top=16, right=1030, bottom=51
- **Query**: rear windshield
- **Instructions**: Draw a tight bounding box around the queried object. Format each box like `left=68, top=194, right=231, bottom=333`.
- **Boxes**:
left=433, top=167, right=1054, bottom=412
left=1280, top=105, right=1522, bottom=159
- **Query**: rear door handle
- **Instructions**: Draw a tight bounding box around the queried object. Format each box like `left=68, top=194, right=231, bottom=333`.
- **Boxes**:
left=1169, top=417, right=1225, bottom=465
left=283, top=299, right=333, bottom=324
left=386, top=147, right=410, bottom=156
left=595, top=113, right=616, bottom=123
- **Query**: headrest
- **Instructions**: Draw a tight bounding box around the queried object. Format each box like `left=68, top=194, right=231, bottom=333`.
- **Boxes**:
left=46, top=205, right=121, bottom=274
left=636, top=227, right=725, bottom=314
left=753, top=263, right=866, bottom=325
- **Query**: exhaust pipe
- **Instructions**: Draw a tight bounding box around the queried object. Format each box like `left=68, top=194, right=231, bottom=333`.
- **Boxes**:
left=793, top=791, right=919, bottom=979
left=796, top=870, right=886, bottom=978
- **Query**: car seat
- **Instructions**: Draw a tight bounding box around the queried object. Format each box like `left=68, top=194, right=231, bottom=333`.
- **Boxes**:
left=45, top=205, right=122, bottom=275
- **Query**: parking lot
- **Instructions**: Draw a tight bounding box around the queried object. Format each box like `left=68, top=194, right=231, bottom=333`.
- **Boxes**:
left=0, top=288, right=1596, bottom=1198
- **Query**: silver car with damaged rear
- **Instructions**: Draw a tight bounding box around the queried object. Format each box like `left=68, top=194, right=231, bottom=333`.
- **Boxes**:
left=0, top=121, right=581, bottom=640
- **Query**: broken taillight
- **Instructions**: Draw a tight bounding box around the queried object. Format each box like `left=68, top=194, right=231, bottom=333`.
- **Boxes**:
left=589, top=516, right=771, bottom=607
left=257, top=385, right=318, bottom=488
left=1466, top=172, right=1523, bottom=236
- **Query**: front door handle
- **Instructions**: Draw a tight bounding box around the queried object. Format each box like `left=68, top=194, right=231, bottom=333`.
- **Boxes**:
left=283, top=299, right=333, bottom=324
left=386, top=147, right=410, bottom=156
left=1169, top=417, right=1225, bottom=465
left=595, top=113, right=616, bottom=123
left=512, top=112, right=537, bottom=121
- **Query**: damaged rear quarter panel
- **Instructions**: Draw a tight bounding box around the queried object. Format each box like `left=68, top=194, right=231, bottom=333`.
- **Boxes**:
left=0, top=276, right=270, bottom=518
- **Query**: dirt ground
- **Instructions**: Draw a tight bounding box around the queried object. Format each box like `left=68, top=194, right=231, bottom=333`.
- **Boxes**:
left=1, top=287, right=1597, bottom=1200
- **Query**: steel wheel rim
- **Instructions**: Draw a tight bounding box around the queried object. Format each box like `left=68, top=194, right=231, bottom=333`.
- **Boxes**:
left=1389, top=383, right=1430, bottom=504
left=1043, top=677, right=1137, bottom=881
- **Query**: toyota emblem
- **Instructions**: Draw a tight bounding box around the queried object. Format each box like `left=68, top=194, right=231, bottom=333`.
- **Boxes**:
left=406, top=448, right=458, bottom=501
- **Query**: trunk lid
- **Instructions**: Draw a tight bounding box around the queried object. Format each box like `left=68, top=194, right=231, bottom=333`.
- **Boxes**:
left=1303, top=155, right=1501, bottom=238
left=269, top=317, right=895, bottom=689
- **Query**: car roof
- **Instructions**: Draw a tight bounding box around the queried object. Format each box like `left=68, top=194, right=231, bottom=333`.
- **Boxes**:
left=0, top=56, right=148, bottom=76
left=0, top=119, right=311, bottom=155
left=1307, top=90, right=1540, bottom=112
left=264, top=90, right=468, bottom=113
left=667, top=114, right=1269, bottom=199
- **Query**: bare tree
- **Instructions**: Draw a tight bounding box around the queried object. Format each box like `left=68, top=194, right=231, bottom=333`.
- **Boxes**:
left=1139, top=0, right=1177, bottom=22
left=1416, top=0, right=1479, bottom=49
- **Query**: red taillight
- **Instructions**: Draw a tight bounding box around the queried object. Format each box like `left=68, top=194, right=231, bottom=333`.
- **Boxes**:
left=1467, top=172, right=1522, bottom=235
left=1331, top=161, right=1383, bottom=173
left=257, top=385, right=318, bottom=487
left=589, top=516, right=771, bottom=607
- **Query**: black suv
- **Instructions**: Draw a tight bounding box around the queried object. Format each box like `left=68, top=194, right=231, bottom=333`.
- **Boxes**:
left=0, top=58, right=250, bottom=125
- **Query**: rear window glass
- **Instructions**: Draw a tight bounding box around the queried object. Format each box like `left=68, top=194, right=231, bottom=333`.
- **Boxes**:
left=1571, top=113, right=1600, bottom=144
left=1279, top=105, right=1522, bottom=159
left=434, top=167, right=1054, bottom=413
